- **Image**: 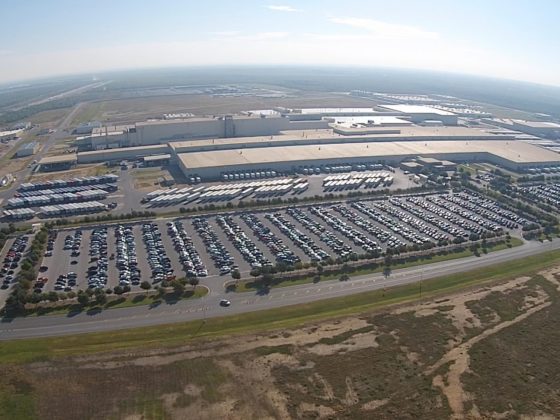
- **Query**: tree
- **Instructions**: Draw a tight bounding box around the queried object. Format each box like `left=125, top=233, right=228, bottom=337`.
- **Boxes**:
left=94, top=289, right=107, bottom=305
left=188, top=277, right=199, bottom=290
left=339, top=274, right=350, bottom=282
left=171, top=279, right=185, bottom=295
left=316, top=265, right=324, bottom=274
left=77, top=292, right=90, bottom=306
left=47, top=291, right=59, bottom=302
left=231, top=270, right=241, bottom=280
left=250, top=267, right=261, bottom=278
left=113, top=285, right=124, bottom=295
left=140, top=281, right=152, bottom=290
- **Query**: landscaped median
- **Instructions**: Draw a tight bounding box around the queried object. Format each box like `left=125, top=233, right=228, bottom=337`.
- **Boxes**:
left=6, top=285, right=208, bottom=318
left=0, top=246, right=558, bottom=365
left=228, top=236, right=524, bottom=293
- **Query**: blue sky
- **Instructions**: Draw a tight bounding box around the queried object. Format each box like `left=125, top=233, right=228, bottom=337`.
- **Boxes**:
left=1, top=0, right=559, bottom=85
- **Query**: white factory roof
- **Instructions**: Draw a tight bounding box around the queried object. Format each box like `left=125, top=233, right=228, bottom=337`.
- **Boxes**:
left=513, top=120, right=560, bottom=129
left=168, top=126, right=509, bottom=153
left=0, top=129, right=22, bottom=137
left=328, top=116, right=413, bottom=126
left=39, top=154, right=77, bottom=165
left=295, top=108, right=376, bottom=114
left=379, top=104, right=456, bottom=116
left=178, top=140, right=560, bottom=169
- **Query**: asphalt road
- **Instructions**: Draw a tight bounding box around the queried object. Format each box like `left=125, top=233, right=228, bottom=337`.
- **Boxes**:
left=0, top=238, right=558, bottom=341
left=0, top=102, right=83, bottom=203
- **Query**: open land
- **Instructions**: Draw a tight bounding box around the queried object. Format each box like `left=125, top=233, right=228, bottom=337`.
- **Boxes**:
left=71, top=92, right=381, bottom=125
left=2, top=255, right=560, bottom=419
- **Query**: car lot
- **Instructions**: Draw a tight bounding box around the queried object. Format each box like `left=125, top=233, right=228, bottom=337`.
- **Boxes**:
left=36, top=191, right=530, bottom=291
left=512, top=183, right=560, bottom=212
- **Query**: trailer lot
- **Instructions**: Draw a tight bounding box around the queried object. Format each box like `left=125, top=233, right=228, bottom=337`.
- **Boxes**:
left=35, top=191, right=530, bottom=292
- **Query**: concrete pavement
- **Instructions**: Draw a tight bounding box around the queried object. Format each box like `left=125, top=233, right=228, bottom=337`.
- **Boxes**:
left=0, top=238, right=558, bottom=341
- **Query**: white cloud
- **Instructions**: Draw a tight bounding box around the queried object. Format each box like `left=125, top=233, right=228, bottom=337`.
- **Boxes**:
left=329, top=17, right=439, bottom=40
left=266, top=5, right=301, bottom=12
left=209, top=31, right=240, bottom=37
left=213, top=31, right=290, bottom=41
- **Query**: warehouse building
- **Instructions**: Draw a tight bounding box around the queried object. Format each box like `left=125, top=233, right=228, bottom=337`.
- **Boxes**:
left=15, top=141, right=39, bottom=157
left=38, top=154, right=77, bottom=172
left=378, top=105, right=458, bottom=125
left=0, top=129, right=22, bottom=142
left=76, top=115, right=329, bottom=150
left=483, top=118, right=560, bottom=139
left=175, top=140, right=560, bottom=180
left=74, top=126, right=511, bottom=164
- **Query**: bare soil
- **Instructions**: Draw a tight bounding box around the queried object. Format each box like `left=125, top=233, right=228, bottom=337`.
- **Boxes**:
left=5, top=267, right=560, bottom=419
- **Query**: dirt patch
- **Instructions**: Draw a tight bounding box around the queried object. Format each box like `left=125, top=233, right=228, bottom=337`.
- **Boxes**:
left=8, top=270, right=560, bottom=419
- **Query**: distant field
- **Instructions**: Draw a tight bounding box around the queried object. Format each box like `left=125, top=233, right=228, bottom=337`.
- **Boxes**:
left=71, top=92, right=381, bottom=125
left=2, top=251, right=560, bottom=418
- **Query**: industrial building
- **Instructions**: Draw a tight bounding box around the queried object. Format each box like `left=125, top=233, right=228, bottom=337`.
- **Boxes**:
left=38, top=154, right=77, bottom=172
left=483, top=118, right=560, bottom=139
left=74, top=121, right=102, bottom=135
left=75, top=126, right=515, bottom=164
left=76, top=114, right=329, bottom=150
left=174, top=140, right=560, bottom=179
left=377, top=105, right=459, bottom=126
left=15, top=141, right=39, bottom=157
left=0, top=129, right=22, bottom=142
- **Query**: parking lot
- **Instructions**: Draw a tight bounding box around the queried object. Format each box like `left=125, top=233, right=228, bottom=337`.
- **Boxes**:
left=36, top=190, right=531, bottom=292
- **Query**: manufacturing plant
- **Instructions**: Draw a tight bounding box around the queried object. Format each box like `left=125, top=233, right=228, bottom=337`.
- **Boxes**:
left=21, top=102, right=560, bottom=180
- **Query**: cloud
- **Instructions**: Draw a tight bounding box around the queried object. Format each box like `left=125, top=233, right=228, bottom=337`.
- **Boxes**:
left=330, top=17, right=439, bottom=40
left=266, top=5, right=301, bottom=12
left=213, top=31, right=290, bottom=41
left=209, top=31, right=240, bottom=37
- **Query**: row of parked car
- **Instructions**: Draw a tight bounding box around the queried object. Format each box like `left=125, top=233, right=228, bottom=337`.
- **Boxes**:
left=407, top=197, right=483, bottom=236
left=191, top=218, right=231, bottom=275
left=241, top=213, right=300, bottom=266
left=426, top=196, right=501, bottom=233
left=265, top=212, right=329, bottom=263
left=54, top=272, right=77, bottom=291
left=390, top=197, right=468, bottom=239
left=287, top=207, right=353, bottom=258
left=168, top=220, right=208, bottom=278
left=88, top=227, right=108, bottom=289
left=1, top=235, right=28, bottom=289
left=452, top=192, right=531, bottom=229
left=216, top=215, right=270, bottom=269
left=141, top=223, right=174, bottom=283
left=377, top=200, right=448, bottom=242
left=63, top=230, right=82, bottom=257
left=513, top=183, right=560, bottom=209
left=115, top=225, right=141, bottom=287
left=334, top=204, right=400, bottom=251
left=366, top=202, right=433, bottom=245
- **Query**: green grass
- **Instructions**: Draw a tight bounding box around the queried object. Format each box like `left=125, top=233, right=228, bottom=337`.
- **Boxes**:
left=0, top=247, right=558, bottom=365
left=235, top=238, right=523, bottom=292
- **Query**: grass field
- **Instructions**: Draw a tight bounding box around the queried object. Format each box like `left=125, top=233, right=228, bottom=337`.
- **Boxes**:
left=71, top=92, right=380, bottom=124
left=0, top=245, right=556, bottom=366
left=2, top=249, right=560, bottom=418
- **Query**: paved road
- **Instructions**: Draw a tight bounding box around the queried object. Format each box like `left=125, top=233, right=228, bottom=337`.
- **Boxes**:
left=0, top=238, right=558, bottom=340
left=0, top=103, right=84, bottom=203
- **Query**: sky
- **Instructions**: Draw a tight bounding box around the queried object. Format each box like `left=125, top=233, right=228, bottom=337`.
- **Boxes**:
left=1, top=0, right=559, bottom=85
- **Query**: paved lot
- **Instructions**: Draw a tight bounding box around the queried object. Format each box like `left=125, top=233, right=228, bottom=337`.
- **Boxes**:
left=34, top=191, right=531, bottom=294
